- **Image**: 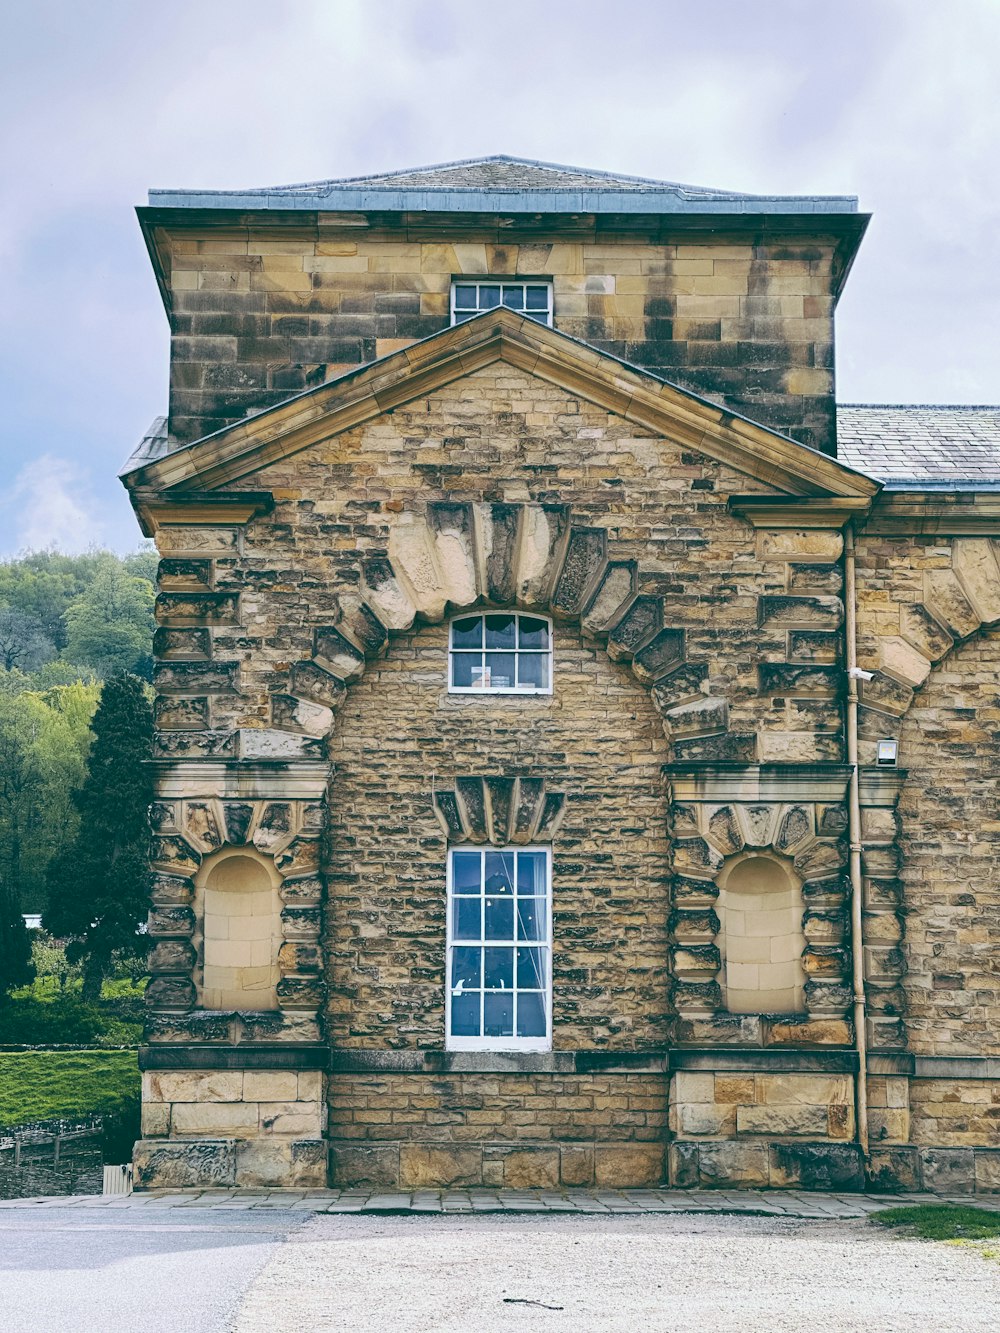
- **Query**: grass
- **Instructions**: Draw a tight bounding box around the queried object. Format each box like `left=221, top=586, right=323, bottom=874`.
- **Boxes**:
left=0, top=973, right=146, bottom=1048
left=873, top=1205, right=1000, bottom=1260
left=0, top=1049, right=140, bottom=1130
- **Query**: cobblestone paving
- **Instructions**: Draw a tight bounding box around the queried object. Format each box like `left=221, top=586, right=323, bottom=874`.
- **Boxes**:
left=2, top=1187, right=998, bottom=1216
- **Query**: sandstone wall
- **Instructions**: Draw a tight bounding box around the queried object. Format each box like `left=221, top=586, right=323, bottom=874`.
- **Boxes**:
left=328, top=1071, right=666, bottom=1189
left=326, top=622, right=670, bottom=1050
left=163, top=228, right=838, bottom=453
left=190, top=363, right=843, bottom=764
left=895, top=632, right=1000, bottom=1059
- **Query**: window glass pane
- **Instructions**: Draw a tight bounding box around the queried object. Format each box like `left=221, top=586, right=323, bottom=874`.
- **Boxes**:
left=517, top=616, right=550, bottom=649
left=516, top=653, right=548, bottom=690
left=484, top=614, right=516, bottom=648
left=516, top=946, right=546, bottom=990
left=516, top=852, right=547, bottom=895
left=453, top=286, right=477, bottom=309
left=453, top=310, right=474, bottom=323
left=479, top=285, right=501, bottom=309
left=516, top=991, right=546, bottom=1037
left=525, top=286, right=549, bottom=310
left=451, top=946, right=481, bottom=990
left=451, top=653, right=476, bottom=688
left=484, top=895, right=514, bottom=940
left=484, top=652, right=515, bottom=689
left=484, top=851, right=514, bottom=894
left=470, top=663, right=494, bottom=689
left=452, top=616, right=483, bottom=649
left=502, top=286, right=524, bottom=309
left=517, top=897, right=545, bottom=941
left=451, top=991, right=481, bottom=1036
left=452, top=852, right=482, bottom=893
left=484, top=991, right=514, bottom=1037
left=454, top=897, right=481, bottom=941
left=483, top=946, right=513, bottom=990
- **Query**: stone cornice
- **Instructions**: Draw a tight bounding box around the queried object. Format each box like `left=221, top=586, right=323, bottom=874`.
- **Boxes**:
left=864, top=491, right=1000, bottom=535
left=728, top=495, right=874, bottom=529
left=131, top=489, right=274, bottom=538
left=122, top=309, right=879, bottom=501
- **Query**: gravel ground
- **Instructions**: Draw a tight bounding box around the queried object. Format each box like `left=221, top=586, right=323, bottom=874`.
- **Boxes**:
left=231, top=1211, right=1000, bottom=1333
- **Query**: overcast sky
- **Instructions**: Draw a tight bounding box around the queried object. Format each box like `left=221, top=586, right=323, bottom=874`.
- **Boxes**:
left=1, top=0, right=998, bottom=556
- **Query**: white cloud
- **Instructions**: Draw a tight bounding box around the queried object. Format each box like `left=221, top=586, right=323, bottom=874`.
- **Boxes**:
left=7, top=455, right=106, bottom=554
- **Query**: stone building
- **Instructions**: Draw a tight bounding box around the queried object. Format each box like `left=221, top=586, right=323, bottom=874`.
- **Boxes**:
left=122, top=156, right=1000, bottom=1193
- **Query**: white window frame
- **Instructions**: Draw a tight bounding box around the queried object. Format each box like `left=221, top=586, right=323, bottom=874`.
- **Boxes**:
left=450, top=280, right=553, bottom=327
left=445, top=845, right=553, bottom=1053
left=448, top=612, right=554, bottom=696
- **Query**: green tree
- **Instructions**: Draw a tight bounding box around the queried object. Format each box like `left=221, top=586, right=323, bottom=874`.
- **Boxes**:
left=0, top=902, right=34, bottom=1001
left=0, top=551, right=104, bottom=650
left=45, top=675, right=153, bottom=1000
left=0, top=684, right=99, bottom=916
left=0, top=607, right=55, bottom=672
left=63, top=557, right=155, bottom=679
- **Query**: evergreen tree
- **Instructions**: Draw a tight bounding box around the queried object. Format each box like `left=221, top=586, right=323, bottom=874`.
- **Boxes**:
left=0, top=884, right=34, bottom=1001
left=45, top=674, right=153, bottom=1000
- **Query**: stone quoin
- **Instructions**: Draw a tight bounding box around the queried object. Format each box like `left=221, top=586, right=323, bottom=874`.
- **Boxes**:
left=121, top=156, right=1000, bottom=1193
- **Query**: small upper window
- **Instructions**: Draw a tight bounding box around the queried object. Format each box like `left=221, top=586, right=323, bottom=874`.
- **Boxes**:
left=451, top=281, right=553, bottom=326
left=449, top=613, right=552, bottom=694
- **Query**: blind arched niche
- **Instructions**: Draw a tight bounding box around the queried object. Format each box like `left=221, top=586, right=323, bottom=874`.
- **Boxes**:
left=195, top=846, right=282, bottom=1010
left=716, top=852, right=806, bottom=1015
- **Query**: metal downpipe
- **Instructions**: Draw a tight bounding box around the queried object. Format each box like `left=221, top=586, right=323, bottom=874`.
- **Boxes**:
left=844, top=521, right=870, bottom=1162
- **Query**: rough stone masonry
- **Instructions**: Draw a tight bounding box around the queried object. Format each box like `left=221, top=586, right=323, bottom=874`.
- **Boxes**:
left=122, top=156, right=1000, bottom=1193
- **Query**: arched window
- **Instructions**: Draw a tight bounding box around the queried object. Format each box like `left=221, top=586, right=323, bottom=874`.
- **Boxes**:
left=717, top=853, right=806, bottom=1015
left=196, top=847, right=282, bottom=1010
left=448, top=612, right=552, bottom=694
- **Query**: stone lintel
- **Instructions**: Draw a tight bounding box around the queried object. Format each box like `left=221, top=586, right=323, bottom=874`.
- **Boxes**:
left=671, top=1048, right=858, bottom=1073
left=329, top=1049, right=668, bottom=1076
left=729, top=495, right=873, bottom=529
left=663, top=762, right=853, bottom=805
left=151, top=760, right=330, bottom=802
left=139, top=1044, right=329, bottom=1071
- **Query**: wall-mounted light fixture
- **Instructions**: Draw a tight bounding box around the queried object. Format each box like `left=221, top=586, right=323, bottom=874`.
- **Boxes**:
left=876, top=739, right=899, bottom=767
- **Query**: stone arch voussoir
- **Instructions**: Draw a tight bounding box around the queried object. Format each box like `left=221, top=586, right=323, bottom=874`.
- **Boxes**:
left=145, top=795, right=325, bottom=1020
left=668, top=800, right=851, bottom=1025
left=270, top=502, right=732, bottom=753
left=859, top=538, right=1000, bottom=756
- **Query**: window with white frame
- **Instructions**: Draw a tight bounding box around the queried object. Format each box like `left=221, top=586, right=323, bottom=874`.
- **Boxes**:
left=447, top=847, right=551, bottom=1051
left=451, top=280, right=553, bottom=326
left=449, top=612, right=552, bottom=694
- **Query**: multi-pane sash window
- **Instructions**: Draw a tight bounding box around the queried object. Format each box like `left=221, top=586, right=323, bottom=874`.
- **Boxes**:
left=447, top=847, right=551, bottom=1051
left=451, top=281, right=553, bottom=326
left=449, top=613, right=552, bottom=693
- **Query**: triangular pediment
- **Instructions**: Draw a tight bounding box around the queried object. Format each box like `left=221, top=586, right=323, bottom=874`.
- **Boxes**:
left=123, top=308, right=879, bottom=506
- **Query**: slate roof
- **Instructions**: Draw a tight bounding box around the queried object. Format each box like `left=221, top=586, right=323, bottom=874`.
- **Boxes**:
left=838, top=405, right=1000, bottom=487
left=146, top=154, right=859, bottom=215
left=248, top=156, right=751, bottom=196
left=120, top=415, right=169, bottom=475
